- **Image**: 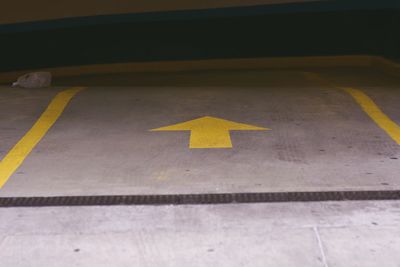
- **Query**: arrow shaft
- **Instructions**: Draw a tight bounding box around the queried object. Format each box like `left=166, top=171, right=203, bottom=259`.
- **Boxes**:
left=189, top=129, right=232, bottom=148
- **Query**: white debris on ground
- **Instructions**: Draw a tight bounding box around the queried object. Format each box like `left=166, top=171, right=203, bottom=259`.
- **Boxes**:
left=12, top=72, right=52, bottom=88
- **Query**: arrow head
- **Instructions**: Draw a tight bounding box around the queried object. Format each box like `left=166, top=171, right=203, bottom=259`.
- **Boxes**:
left=151, top=116, right=270, bottom=148
left=151, top=116, right=269, bottom=132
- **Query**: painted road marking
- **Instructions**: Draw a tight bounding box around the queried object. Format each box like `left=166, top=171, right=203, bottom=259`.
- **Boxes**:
left=342, top=87, right=400, bottom=145
left=0, top=87, right=85, bottom=188
left=151, top=116, right=269, bottom=148
left=304, top=72, right=400, bottom=145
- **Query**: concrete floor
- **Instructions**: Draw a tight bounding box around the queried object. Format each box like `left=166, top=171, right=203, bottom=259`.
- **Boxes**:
left=1, top=67, right=400, bottom=267
left=0, top=68, right=399, bottom=197
left=0, top=201, right=400, bottom=267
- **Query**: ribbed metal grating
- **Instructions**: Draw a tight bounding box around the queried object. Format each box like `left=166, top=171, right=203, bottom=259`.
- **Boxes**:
left=0, top=190, right=399, bottom=207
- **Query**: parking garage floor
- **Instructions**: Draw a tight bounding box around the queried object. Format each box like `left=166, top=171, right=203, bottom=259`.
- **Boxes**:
left=0, top=68, right=399, bottom=197
left=1, top=66, right=400, bottom=266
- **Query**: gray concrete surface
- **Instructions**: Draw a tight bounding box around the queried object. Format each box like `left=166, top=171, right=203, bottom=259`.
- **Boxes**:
left=1, top=69, right=400, bottom=266
left=0, top=201, right=400, bottom=267
left=0, top=87, right=59, bottom=160
left=0, top=69, right=399, bottom=196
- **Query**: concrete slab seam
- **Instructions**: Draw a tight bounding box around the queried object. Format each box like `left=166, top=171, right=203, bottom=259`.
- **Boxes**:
left=313, top=226, right=329, bottom=267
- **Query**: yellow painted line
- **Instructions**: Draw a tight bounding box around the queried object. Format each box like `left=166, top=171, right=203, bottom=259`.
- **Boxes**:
left=151, top=116, right=269, bottom=149
left=304, top=72, right=400, bottom=145
left=0, top=87, right=85, bottom=188
left=342, top=87, right=400, bottom=145
left=0, top=55, right=375, bottom=84
left=303, top=72, right=331, bottom=86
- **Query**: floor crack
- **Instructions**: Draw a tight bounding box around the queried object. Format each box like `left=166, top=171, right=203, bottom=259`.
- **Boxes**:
left=313, top=226, right=329, bottom=267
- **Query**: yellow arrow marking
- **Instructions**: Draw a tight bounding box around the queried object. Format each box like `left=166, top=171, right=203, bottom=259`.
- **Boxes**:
left=151, top=116, right=269, bottom=148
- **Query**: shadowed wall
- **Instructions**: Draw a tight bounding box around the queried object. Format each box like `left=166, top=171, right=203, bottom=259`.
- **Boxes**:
left=0, top=0, right=398, bottom=72
left=0, top=0, right=318, bottom=24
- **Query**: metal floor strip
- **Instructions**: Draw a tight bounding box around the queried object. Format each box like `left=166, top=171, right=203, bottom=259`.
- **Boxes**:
left=1, top=190, right=400, bottom=207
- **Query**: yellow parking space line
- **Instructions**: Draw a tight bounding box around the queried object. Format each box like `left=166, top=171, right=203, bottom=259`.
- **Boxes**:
left=342, top=87, right=400, bottom=145
left=0, top=87, right=86, bottom=188
left=303, top=72, right=334, bottom=87
left=303, top=72, right=400, bottom=145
